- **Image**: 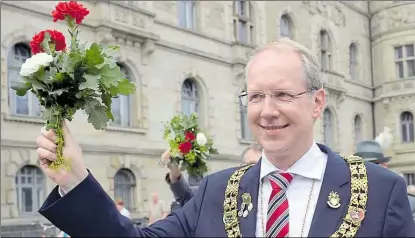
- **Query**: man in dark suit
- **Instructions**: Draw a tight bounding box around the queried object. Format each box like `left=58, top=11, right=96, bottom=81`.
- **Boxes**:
left=36, top=38, right=415, bottom=237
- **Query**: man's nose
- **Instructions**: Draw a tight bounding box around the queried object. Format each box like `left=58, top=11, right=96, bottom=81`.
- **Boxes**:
left=260, top=96, right=281, bottom=118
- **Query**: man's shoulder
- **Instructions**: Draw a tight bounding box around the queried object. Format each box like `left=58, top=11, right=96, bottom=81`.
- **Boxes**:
left=364, top=161, right=403, bottom=189
left=205, top=166, right=246, bottom=185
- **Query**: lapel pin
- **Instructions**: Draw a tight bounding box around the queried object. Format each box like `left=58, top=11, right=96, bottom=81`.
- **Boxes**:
left=327, top=191, right=341, bottom=209
left=238, top=193, right=253, bottom=218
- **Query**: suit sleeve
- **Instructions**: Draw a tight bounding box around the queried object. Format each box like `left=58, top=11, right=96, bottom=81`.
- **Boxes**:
left=39, top=172, right=209, bottom=237
left=382, top=177, right=415, bottom=237
left=165, top=173, right=194, bottom=207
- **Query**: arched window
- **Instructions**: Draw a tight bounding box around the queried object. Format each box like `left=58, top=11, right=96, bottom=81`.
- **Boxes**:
left=114, top=168, right=136, bottom=210
left=15, top=165, right=45, bottom=214
left=349, top=43, right=358, bottom=80
left=401, top=111, right=414, bottom=143
left=323, top=109, right=334, bottom=146
left=233, top=0, right=254, bottom=44
left=111, top=63, right=132, bottom=127
left=354, top=115, right=362, bottom=143
left=8, top=43, right=41, bottom=116
left=239, top=85, right=252, bottom=140
left=319, top=30, right=332, bottom=70
left=178, top=0, right=196, bottom=30
left=181, top=79, right=200, bottom=116
left=280, top=14, right=293, bottom=39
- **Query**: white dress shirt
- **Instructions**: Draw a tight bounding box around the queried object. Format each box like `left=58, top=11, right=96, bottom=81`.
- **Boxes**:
left=255, top=142, right=328, bottom=237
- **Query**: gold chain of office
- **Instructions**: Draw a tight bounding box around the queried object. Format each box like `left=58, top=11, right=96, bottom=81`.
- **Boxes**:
left=222, top=155, right=368, bottom=238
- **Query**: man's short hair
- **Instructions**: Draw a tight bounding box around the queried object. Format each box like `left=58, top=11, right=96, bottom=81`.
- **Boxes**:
left=240, top=143, right=262, bottom=163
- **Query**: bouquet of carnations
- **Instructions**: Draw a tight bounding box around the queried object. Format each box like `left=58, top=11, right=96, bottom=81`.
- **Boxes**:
left=163, top=113, right=218, bottom=177
left=11, top=1, right=136, bottom=171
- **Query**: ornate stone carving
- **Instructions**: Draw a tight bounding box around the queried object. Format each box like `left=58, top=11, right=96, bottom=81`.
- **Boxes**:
left=388, top=7, right=415, bottom=29
left=301, top=1, right=346, bottom=27
left=140, top=39, right=155, bottom=65
left=325, top=88, right=345, bottom=109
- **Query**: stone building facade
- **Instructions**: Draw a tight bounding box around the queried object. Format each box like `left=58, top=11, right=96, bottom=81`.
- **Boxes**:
left=1, top=0, right=414, bottom=228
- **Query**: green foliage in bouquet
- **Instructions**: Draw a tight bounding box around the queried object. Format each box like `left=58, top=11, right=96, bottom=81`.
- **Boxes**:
left=163, top=113, right=218, bottom=177
left=11, top=1, right=136, bottom=171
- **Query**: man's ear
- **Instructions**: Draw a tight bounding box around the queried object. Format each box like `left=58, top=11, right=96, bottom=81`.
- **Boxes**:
left=312, top=89, right=326, bottom=120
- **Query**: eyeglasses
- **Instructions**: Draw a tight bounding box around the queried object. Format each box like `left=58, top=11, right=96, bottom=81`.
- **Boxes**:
left=239, top=88, right=317, bottom=106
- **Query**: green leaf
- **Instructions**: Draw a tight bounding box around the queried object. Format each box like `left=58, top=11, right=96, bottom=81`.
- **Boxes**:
left=79, top=74, right=100, bottom=90
left=109, top=79, right=136, bottom=96
left=85, top=43, right=104, bottom=69
left=22, top=75, right=46, bottom=90
left=41, top=32, right=52, bottom=55
left=100, top=93, right=114, bottom=120
left=10, top=81, right=31, bottom=96
left=84, top=98, right=110, bottom=130
left=98, top=64, right=124, bottom=88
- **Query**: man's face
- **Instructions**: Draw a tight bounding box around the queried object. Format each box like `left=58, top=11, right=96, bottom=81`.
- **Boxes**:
left=243, top=149, right=261, bottom=165
left=246, top=46, right=325, bottom=155
left=152, top=193, right=159, bottom=203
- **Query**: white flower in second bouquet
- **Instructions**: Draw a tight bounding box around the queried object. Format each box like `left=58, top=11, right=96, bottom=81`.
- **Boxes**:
left=20, top=53, right=53, bottom=77
left=196, top=133, right=207, bottom=146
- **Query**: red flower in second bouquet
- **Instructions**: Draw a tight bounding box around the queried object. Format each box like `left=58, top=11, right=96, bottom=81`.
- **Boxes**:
left=179, top=141, right=192, bottom=154
left=30, top=30, right=66, bottom=54
left=185, top=131, right=195, bottom=142
left=52, top=1, right=90, bottom=24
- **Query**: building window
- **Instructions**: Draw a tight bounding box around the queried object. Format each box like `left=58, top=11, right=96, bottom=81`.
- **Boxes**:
left=233, top=0, right=254, bottom=44
left=319, top=30, right=332, bottom=71
left=323, top=108, right=334, bottom=146
left=111, top=63, right=132, bottom=127
left=395, top=44, right=415, bottom=79
left=8, top=43, right=41, bottom=117
left=239, top=87, right=252, bottom=140
left=280, top=14, right=293, bottom=38
left=178, top=0, right=196, bottom=30
left=354, top=115, right=362, bottom=143
left=349, top=43, right=358, bottom=80
left=15, top=165, right=45, bottom=214
left=400, top=111, right=414, bottom=143
left=181, top=79, right=200, bottom=116
left=114, top=168, right=136, bottom=211
left=404, top=172, right=415, bottom=185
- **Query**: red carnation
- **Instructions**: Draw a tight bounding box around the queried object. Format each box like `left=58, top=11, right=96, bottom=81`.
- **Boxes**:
left=52, top=1, right=90, bottom=24
left=179, top=141, right=192, bottom=154
left=185, top=131, right=195, bottom=142
left=30, top=30, right=66, bottom=54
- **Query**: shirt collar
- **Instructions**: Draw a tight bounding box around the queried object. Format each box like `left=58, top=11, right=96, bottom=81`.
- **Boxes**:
left=260, top=141, right=326, bottom=181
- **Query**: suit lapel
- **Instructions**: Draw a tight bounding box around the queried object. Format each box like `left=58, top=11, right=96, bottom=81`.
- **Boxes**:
left=238, top=160, right=261, bottom=237
left=308, top=144, right=351, bottom=237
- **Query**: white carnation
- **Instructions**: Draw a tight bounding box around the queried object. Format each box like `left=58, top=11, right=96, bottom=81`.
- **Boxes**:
left=196, top=133, right=207, bottom=146
left=20, top=53, right=53, bottom=77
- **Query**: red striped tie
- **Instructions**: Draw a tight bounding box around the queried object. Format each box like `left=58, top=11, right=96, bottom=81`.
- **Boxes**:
left=266, top=172, right=294, bottom=237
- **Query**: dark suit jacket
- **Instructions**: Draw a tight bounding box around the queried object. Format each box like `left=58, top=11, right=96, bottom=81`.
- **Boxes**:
left=165, top=173, right=194, bottom=207
left=39, top=144, right=415, bottom=237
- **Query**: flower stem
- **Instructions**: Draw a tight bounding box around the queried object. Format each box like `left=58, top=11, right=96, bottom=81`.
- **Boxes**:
left=48, top=114, right=71, bottom=171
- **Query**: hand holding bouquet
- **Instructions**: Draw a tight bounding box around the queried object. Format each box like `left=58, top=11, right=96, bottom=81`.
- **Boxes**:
left=163, top=113, right=218, bottom=177
left=11, top=1, right=136, bottom=171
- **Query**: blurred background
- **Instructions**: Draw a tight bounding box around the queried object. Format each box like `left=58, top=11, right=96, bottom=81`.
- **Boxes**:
left=1, top=0, right=415, bottom=236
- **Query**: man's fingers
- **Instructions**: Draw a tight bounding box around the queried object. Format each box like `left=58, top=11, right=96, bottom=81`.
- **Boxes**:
left=37, top=148, right=57, bottom=162
left=41, top=126, right=57, bottom=144
left=36, top=135, right=57, bottom=153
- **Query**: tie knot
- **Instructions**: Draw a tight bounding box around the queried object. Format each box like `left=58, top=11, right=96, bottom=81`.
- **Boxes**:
left=268, top=172, right=293, bottom=190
